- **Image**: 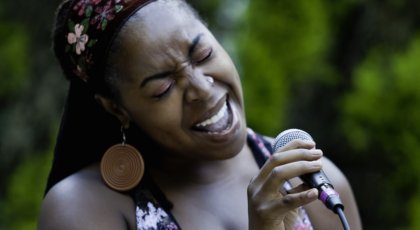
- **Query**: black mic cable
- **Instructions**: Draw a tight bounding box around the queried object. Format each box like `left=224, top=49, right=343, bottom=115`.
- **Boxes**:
left=273, top=129, right=350, bottom=230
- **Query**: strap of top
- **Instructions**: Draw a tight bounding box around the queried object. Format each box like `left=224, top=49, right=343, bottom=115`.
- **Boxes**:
left=246, top=128, right=273, bottom=167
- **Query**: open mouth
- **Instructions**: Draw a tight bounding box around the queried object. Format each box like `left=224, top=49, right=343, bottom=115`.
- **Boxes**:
left=193, top=99, right=233, bottom=134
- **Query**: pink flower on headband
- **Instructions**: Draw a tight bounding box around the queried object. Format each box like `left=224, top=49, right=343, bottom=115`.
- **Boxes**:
left=64, top=0, right=152, bottom=82
left=67, top=24, right=89, bottom=55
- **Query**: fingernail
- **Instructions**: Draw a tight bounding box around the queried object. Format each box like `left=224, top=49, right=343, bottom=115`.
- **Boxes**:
left=310, top=160, right=322, bottom=167
left=307, top=188, right=318, bottom=199
left=303, top=140, right=315, bottom=145
left=311, top=150, right=322, bottom=156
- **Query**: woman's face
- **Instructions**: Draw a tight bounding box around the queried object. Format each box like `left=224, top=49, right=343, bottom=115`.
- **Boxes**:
left=110, top=1, right=246, bottom=160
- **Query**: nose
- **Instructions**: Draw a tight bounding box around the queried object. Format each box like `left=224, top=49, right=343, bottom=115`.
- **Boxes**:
left=183, top=68, right=214, bottom=103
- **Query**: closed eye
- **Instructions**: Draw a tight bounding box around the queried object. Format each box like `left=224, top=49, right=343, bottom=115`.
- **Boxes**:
left=194, top=47, right=213, bottom=65
left=153, top=79, right=175, bottom=99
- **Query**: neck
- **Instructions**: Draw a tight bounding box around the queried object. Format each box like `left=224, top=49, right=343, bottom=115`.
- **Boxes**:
left=149, top=144, right=253, bottom=188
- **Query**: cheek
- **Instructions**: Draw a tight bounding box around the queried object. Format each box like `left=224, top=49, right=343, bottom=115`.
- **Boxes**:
left=127, top=98, right=184, bottom=137
left=211, top=47, right=240, bottom=80
left=209, top=50, right=243, bottom=97
left=117, top=80, right=185, bottom=134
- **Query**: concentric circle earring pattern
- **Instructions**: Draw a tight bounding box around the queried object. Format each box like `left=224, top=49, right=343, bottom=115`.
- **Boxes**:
left=100, top=143, right=144, bottom=192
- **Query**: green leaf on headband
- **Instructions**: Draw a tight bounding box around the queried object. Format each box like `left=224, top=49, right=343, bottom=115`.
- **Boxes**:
left=81, top=18, right=90, bottom=32
left=87, top=39, right=97, bottom=48
left=101, top=20, right=108, bottom=31
left=85, top=5, right=93, bottom=17
left=65, top=44, right=71, bottom=53
left=115, top=5, right=123, bottom=13
left=67, top=20, right=75, bottom=32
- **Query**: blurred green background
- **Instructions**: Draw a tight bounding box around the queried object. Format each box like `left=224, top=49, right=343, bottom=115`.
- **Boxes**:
left=1, top=0, right=420, bottom=229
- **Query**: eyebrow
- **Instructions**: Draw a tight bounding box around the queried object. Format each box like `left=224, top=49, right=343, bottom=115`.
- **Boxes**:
left=188, top=33, right=203, bottom=57
left=140, top=33, right=204, bottom=88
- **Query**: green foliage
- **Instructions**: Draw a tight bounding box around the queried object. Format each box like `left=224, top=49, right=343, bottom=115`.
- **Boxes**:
left=409, top=189, right=420, bottom=230
left=341, top=38, right=420, bottom=152
left=0, top=23, right=28, bottom=98
left=1, top=0, right=420, bottom=229
left=341, top=35, right=420, bottom=226
left=238, top=0, right=332, bottom=135
left=1, top=150, right=52, bottom=230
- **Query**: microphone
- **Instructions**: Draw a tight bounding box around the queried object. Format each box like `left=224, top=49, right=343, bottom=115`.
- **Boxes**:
left=273, top=129, right=350, bottom=229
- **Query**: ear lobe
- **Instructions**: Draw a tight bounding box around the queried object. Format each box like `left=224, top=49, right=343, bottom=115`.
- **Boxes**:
left=94, top=94, right=130, bottom=128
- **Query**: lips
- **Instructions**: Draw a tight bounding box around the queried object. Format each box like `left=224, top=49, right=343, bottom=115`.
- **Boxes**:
left=193, top=99, right=233, bottom=133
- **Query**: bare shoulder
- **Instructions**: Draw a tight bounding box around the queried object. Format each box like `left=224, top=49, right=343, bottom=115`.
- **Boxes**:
left=38, top=164, right=136, bottom=230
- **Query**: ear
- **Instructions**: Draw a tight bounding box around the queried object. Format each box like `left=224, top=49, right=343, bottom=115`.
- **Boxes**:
left=94, top=94, right=131, bottom=129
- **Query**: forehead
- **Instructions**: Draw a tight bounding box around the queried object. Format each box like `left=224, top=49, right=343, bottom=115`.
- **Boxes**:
left=113, top=0, right=209, bottom=77
left=122, top=0, right=201, bottom=48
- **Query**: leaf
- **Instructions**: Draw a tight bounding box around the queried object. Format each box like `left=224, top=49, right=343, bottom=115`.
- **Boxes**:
left=101, top=19, right=108, bottom=31
left=67, top=19, right=75, bottom=32
left=85, top=5, right=93, bottom=17
left=115, top=5, right=123, bottom=13
left=81, top=18, right=90, bottom=32
left=87, top=39, right=97, bottom=47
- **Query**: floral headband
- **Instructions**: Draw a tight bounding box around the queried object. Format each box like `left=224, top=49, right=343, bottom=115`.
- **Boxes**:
left=64, top=0, right=154, bottom=82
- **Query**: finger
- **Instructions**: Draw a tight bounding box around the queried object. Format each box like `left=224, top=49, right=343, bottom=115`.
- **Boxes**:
left=249, top=188, right=319, bottom=223
left=276, top=139, right=316, bottom=153
left=268, top=188, right=319, bottom=212
left=285, top=183, right=312, bottom=195
left=252, top=148, right=323, bottom=189
left=259, top=160, right=322, bottom=196
left=264, top=149, right=323, bottom=180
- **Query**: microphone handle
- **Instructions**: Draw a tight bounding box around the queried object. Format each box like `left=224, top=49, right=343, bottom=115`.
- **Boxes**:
left=300, top=170, right=344, bottom=213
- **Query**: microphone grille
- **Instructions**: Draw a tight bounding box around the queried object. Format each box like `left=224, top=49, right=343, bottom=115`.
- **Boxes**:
left=272, top=128, right=314, bottom=151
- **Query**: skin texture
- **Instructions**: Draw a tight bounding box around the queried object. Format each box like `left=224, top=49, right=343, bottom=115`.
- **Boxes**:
left=38, top=1, right=362, bottom=229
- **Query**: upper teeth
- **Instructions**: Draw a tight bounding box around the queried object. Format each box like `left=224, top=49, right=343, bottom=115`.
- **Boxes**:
left=196, top=102, right=227, bottom=127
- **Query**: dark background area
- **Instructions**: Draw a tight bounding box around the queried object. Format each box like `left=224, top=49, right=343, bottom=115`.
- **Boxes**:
left=1, top=0, right=420, bottom=229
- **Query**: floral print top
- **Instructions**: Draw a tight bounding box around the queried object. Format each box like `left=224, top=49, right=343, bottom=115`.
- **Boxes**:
left=134, top=128, right=313, bottom=230
left=135, top=203, right=178, bottom=230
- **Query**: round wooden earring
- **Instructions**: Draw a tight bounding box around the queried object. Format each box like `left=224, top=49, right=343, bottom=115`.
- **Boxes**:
left=100, top=143, right=144, bottom=192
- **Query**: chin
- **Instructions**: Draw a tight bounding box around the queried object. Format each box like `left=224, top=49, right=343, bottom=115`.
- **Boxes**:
left=210, top=124, right=248, bottom=160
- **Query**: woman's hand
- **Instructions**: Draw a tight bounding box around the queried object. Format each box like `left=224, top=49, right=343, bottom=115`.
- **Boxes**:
left=247, top=140, right=323, bottom=230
